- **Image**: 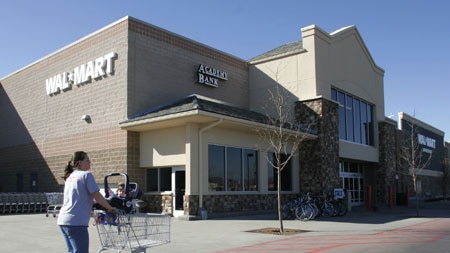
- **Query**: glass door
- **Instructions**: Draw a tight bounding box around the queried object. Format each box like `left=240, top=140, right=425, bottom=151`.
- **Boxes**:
left=172, top=167, right=185, bottom=217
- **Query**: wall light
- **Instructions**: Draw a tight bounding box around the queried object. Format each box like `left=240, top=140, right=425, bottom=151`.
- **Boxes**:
left=81, top=114, right=91, bottom=122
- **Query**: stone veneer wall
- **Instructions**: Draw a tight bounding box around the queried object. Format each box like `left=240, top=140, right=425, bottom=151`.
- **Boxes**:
left=376, top=119, right=398, bottom=204
left=143, top=193, right=297, bottom=217
left=296, top=98, right=340, bottom=194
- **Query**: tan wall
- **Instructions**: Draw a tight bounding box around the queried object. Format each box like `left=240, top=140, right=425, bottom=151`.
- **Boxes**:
left=250, top=25, right=385, bottom=163
left=127, top=18, right=249, bottom=117
left=0, top=19, right=133, bottom=190
left=140, top=126, right=187, bottom=167
left=139, top=122, right=300, bottom=195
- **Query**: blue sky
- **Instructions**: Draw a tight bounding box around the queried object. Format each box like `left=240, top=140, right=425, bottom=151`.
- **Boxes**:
left=1, top=0, right=449, bottom=140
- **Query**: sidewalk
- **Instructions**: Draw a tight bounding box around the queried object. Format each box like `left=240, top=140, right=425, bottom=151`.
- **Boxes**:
left=1, top=201, right=449, bottom=253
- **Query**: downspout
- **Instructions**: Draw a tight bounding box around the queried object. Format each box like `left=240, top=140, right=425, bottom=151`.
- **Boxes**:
left=199, top=119, right=223, bottom=209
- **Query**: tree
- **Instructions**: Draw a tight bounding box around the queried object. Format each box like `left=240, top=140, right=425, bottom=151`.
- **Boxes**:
left=399, top=117, right=433, bottom=217
left=258, top=85, right=316, bottom=233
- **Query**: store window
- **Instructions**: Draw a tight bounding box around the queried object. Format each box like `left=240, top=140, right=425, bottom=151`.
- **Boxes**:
left=331, top=88, right=374, bottom=146
left=268, top=153, right=292, bottom=191
left=146, top=167, right=171, bottom=192
left=208, top=144, right=258, bottom=192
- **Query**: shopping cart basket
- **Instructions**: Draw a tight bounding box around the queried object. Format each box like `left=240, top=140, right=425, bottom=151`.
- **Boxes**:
left=93, top=210, right=171, bottom=253
left=45, top=192, right=64, bottom=217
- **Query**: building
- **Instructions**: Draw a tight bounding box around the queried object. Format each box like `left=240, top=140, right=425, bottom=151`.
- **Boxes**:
left=1, top=16, right=447, bottom=218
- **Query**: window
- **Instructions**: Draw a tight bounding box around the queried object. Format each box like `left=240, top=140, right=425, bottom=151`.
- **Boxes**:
left=146, top=167, right=172, bottom=192
left=268, top=153, right=292, bottom=191
left=208, top=144, right=258, bottom=192
left=331, top=88, right=374, bottom=146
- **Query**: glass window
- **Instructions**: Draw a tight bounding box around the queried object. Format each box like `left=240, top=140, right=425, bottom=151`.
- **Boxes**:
left=244, top=150, right=258, bottom=191
left=346, top=95, right=354, bottom=142
left=227, top=147, right=242, bottom=191
left=337, top=91, right=346, bottom=140
left=208, top=145, right=225, bottom=191
left=160, top=168, right=172, bottom=191
left=331, top=87, right=374, bottom=146
left=268, top=153, right=292, bottom=191
left=353, top=99, right=361, bottom=143
left=208, top=144, right=258, bottom=192
left=360, top=101, right=367, bottom=144
left=367, top=104, right=374, bottom=145
left=146, top=167, right=172, bottom=192
left=146, top=169, right=158, bottom=191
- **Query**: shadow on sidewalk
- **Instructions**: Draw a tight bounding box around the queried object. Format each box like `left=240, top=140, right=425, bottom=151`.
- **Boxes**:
left=211, top=201, right=450, bottom=225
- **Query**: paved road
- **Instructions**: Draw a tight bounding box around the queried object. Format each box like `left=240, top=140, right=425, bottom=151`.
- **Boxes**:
left=1, top=202, right=450, bottom=252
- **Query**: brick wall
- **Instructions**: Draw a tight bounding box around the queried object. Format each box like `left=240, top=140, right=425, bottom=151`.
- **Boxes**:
left=127, top=18, right=250, bottom=117
left=0, top=19, right=132, bottom=191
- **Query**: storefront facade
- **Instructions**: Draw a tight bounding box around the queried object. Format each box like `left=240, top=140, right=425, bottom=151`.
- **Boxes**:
left=1, top=16, right=448, bottom=217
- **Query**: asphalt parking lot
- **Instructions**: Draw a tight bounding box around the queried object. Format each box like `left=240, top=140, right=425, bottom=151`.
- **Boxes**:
left=2, top=201, right=450, bottom=252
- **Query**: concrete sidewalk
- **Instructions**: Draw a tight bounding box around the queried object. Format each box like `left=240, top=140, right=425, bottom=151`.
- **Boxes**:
left=1, top=202, right=450, bottom=252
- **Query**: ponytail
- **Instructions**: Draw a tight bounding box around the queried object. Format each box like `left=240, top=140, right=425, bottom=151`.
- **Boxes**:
left=63, top=161, right=73, bottom=181
left=63, top=151, right=87, bottom=181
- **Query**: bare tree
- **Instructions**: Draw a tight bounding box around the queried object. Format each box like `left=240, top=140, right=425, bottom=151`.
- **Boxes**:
left=258, top=85, right=316, bottom=233
left=399, top=117, right=433, bottom=217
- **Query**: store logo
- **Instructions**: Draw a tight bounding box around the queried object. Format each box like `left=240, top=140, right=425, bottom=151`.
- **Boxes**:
left=45, top=52, right=117, bottom=96
left=197, top=64, right=228, bottom=87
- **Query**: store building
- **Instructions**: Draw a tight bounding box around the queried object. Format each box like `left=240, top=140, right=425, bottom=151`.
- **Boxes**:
left=1, top=16, right=447, bottom=218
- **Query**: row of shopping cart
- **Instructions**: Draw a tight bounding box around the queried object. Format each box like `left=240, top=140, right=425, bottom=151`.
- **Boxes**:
left=0, top=192, right=63, bottom=216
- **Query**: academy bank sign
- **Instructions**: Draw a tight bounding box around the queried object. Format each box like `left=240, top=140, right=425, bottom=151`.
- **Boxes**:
left=197, top=64, right=228, bottom=87
left=45, top=52, right=117, bottom=96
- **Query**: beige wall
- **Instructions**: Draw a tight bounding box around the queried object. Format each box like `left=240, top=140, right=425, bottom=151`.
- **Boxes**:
left=139, top=123, right=300, bottom=195
left=250, top=24, right=385, bottom=163
left=140, top=126, right=187, bottom=167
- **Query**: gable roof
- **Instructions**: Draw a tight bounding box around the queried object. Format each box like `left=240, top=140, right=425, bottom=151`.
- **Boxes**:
left=249, top=41, right=305, bottom=63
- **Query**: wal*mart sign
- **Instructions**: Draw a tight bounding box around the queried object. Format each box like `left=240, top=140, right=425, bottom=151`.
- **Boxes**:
left=197, top=64, right=228, bottom=87
left=45, top=52, right=117, bottom=96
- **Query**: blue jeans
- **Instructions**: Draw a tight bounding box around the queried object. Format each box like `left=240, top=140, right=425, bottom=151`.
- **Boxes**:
left=59, top=225, right=89, bottom=253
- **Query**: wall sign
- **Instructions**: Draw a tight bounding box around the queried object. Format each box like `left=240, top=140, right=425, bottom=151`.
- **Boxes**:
left=197, top=64, right=228, bottom=87
left=45, top=52, right=117, bottom=96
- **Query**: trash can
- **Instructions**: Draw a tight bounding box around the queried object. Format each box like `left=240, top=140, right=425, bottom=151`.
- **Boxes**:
left=135, top=200, right=147, bottom=213
left=198, top=207, right=208, bottom=220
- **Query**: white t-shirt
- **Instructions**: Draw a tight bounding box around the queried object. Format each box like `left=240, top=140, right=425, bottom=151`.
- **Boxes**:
left=57, top=170, right=100, bottom=226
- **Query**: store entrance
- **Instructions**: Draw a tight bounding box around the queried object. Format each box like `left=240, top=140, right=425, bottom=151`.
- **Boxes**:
left=339, top=161, right=365, bottom=207
left=172, top=168, right=185, bottom=217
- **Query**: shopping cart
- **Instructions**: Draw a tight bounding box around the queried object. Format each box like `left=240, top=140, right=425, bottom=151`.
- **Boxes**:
left=93, top=210, right=171, bottom=253
left=45, top=192, right=64, bottom=217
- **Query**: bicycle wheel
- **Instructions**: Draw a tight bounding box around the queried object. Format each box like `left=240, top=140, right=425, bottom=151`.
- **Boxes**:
left=295, top=204, right=314, bottom=221
left=321, top=202, right=334, bottom=218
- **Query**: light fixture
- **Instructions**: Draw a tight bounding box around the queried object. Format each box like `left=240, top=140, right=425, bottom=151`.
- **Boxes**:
left=81, top=114, right=91, bottom=121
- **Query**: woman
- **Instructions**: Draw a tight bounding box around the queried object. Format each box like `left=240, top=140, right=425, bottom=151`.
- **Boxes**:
left=57, top=151, right=114, bottom=253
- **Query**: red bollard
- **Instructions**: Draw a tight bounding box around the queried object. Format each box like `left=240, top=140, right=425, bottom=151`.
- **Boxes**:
left=367, top=185, right=372, bottom=211
left=388, top=185, right=392, bottom=209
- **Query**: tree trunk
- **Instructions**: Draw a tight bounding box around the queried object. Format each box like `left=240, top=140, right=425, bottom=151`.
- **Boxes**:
left=414, top=175, right=420, bottom=217
left=278, top=171, right=284, bottom=233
